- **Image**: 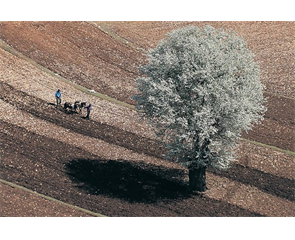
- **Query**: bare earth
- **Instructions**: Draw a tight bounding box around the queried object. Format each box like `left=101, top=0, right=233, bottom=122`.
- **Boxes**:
left=0, top=183, right=93, bottom=217
left=0, top=21, right=294, bottom=217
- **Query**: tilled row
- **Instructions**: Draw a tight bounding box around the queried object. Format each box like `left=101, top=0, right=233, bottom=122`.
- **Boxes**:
left=2, top=85, right=294, bottom=216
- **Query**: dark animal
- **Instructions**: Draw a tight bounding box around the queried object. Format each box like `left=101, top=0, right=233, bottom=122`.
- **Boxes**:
left=74, top=101, right=87, bottom=114
left=64, top=101, right=87, bottom=114
left=64, top=102, right=74, bottom=113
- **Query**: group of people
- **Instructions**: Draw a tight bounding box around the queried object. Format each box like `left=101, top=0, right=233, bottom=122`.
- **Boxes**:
left=55, top=89, right=92, bottom=120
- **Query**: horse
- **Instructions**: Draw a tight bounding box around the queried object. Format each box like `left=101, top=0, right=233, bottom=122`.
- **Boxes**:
left=74, top=101, right=87, bottom=114
left=64, top=101, right=87, bottom=114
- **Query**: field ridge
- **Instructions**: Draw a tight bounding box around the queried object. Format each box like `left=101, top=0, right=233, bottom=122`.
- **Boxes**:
left=1, top=21, right=294, bottom=217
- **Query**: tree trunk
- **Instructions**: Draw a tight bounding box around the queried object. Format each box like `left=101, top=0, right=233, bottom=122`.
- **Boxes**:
left=189, top=166, right=207, bottom=191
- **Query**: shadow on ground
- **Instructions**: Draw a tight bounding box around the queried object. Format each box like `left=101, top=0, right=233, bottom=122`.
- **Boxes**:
left=66, top=158, right=191, bottom=203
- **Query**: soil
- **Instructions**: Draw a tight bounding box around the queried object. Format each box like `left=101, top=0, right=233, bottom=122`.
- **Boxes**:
left=1, top=121, right=264, bottom=217
left=1, top=21, right=294, bottom=152
left=100, top=21, right=295, bottom=99
left=0, top=21, right=145, bottom=105
left=0, top=83, right=294, bottom=216
left=0, top=21, right=294, bottom=217
left=242, top=92, right=295, bottom=152
left=0, top=183, right=93, bottom=217
left=0, top=82, right=166, bottom=159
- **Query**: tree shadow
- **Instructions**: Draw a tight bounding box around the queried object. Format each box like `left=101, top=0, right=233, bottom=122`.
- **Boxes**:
left=65, top=158, right=192, bottom=203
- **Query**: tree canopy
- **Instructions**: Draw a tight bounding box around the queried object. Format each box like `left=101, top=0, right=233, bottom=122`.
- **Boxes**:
left=134, top=25, right=267, bottom=173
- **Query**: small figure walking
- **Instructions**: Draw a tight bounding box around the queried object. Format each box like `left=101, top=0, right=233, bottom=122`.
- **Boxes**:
left=55, top=89, right=61, bottom=107
left=84, top=103, right=92, bottom=119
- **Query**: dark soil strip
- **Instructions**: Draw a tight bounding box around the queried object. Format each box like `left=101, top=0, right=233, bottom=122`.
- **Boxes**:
left=242, top=92, right=295, bottom=152
left=1, top=21, right=294, bottom=150
left=209, top=165, right=295, bottom=202
left=1, top=82, right=294, bottom=202
left=0, top=81, right=166, bottom=159
left=2, top=80, right=294, bottom=164
left=0, top=121, right=262, bottom=216
left=0, top=21, right=143, bottom=105
left=1, top=80, right=294, bottom=154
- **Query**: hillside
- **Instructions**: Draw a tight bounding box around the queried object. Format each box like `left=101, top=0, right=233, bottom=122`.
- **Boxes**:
left=0, top=21, right=294, bottom=217
left=0, top=21, right=145, bottom=105
left=99, top=21, right=295, bottom=99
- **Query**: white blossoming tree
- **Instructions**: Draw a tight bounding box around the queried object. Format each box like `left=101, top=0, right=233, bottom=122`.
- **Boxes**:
left=133, top=25, right=267, bottom=191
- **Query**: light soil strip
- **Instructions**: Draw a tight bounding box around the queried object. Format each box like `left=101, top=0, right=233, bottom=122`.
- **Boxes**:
left=0, top=99, right=175, bottom=168
left=0, top=39, right=136, bottom=110
left=0, top=180, right=106, bottom=217
left=0, top=48, right=154, bottom=140
left=1, top=100, right=294, bottom=217
left=1, top=46, right=294, bottom=174
left=1, top=39, right=294, bottom=216
left=204, top=174, right=295, bottom=217
left=1, top=98, right=294, bottom=180
left=237, top=142, right=295, bottom=180
left=2, top=46, right=295, bottom=161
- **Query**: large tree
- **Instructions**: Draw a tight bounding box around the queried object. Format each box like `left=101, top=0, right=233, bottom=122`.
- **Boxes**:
left=133, top=25, right=267, bottom=191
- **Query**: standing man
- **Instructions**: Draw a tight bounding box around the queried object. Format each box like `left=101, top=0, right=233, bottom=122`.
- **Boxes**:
left=85, top=103, right=92, bottom=119
left=55, top=89, right=61, bottom=107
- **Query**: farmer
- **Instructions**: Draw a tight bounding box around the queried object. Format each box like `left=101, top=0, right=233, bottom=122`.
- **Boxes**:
left=85, top=103, right=92, bottom=119
left=55, top=89, right=61, bottom=107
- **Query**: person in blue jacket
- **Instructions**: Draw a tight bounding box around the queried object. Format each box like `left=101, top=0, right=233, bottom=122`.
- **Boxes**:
left=55, top=89, right=61, bottom=106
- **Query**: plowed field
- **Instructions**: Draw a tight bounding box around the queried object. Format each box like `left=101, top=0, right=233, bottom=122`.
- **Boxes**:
left=0, top=21, right=294, bottom=217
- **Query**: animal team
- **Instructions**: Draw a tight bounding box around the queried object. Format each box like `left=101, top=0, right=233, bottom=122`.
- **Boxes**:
left=55, top=89, right=92, bottom=119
